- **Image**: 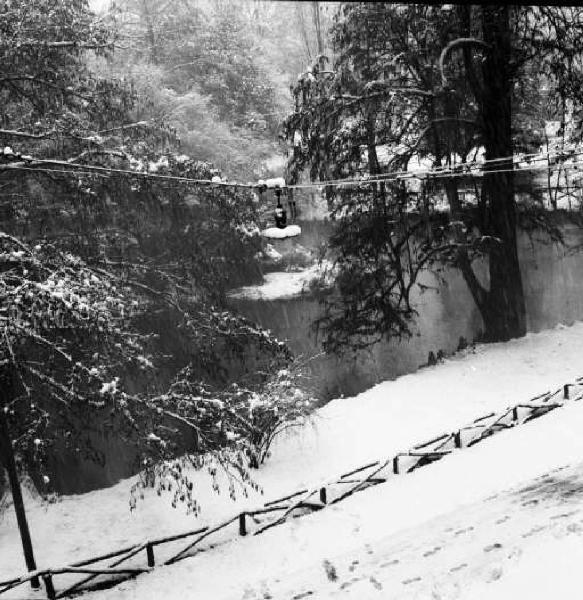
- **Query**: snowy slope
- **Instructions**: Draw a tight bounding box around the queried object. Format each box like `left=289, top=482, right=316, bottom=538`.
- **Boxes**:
left=2, top=322, right=583, bottom=598
left=94, top=400, right=583, bottom=600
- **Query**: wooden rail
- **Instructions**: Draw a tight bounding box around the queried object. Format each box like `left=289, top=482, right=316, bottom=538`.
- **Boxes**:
left=1, top=378, right=582, bottom=599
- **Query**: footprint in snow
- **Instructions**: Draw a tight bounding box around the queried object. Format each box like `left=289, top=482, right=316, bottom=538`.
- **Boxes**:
left=454, top=526, right=474, bottom=536
left=483, top=542, right=503, bottom=553
left=567, top=522, right=583, bottom=534
left=365, top=543, right=374, bottom=555
left=348, top=560, right=359, bottom=573
left=495, top=516, right=510, bottom=525
left=369, top=576, right=383, bottom=590
left=291, top=592, right=314, bottom=599
left=449, top=563, right=468, bottom=573
left=488, top=566, right=503, bottom=582
left=323, top=559, right=338, bottom=582
left=260, top=585, right=273, bottom=600
left=339, top=576, right=365, bottom=590
left=550, top=509, right=580, bottom=520
left=550, top=465, right=570, bottom=473
left=521, top=525, right=546, bottom=538
left=380, top=559, right=400, bottom=568
left=402, top=576, right=422, bottom=585
left=423, top=546, right=442, bottom=557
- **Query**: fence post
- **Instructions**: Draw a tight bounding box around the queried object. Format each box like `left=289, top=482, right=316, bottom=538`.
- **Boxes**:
left=239, top=513, right=247, bottom=536
left=42, top=573, right=56, bottom=600
left=319, top=487, right=327, bottom=504
left=392, top=456, right=399, bottom=475
left=454, top=431, right=463, bottom=449
left=564, top=384, right=571, bottom=399
left=0, top=399, right=40, bottom=590
left=146, top=543, right=155, bottom=567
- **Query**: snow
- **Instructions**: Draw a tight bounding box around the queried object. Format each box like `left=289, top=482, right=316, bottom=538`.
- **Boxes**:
left=261, top=224, right=302, bottom=239
left=234, top=223, right=261, bottom=238
left=262, top=243, right=282, bottom=262
left=264, top=177, right=286, bottom=189
left=262, top=155, right=286, bottom=173
left=93, top=392, right=583, bottom=600
left=147, top=156, right=169, bottom=173
left=407, top=155, right=434, bottom=173
left=3, top=322, right=583, bottom=598
left=99, top=378, right=119, bottom=395
left=463, top=535, right=583, bottom=600
left=228, top=263, right=322, bottom=300
left=94, top=391, right=583, bottom=600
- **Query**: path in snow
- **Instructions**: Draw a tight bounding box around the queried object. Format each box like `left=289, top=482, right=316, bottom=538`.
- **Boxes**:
left=95, top=397, right=583, bottom=600
left=242, top=463, right=583, bottom=599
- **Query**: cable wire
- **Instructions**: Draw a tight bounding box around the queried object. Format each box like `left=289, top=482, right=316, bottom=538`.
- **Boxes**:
left=2, top=148, right=583, bottom=192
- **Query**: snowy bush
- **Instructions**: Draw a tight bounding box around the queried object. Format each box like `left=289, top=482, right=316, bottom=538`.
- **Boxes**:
left=128, top=360, right=317, bottom=514
left=0, top=231, right=314, bottom=515
left=0, top=233, right=151, bottom=487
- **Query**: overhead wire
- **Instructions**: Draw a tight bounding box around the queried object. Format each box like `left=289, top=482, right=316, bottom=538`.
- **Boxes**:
left=287, top=148, right=576, bottom=187
left=289, top=158, right=583, bottom=189
left=0, top=158, right=257, bottom=188
left=1, top=148, right=583, bottom=192
left=288, top=149, right=583, bottom=187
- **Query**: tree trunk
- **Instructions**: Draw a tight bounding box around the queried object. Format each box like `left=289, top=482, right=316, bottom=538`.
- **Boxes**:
left=141, top=0, right=159, bottom=65
left=480, top=5, right=526, bottom=340
left=312, top=2, right=324, bottom=56
left=296, top=4, right=313, bottom=64
left=0, top=377, right=39, bottom=589
left=444, top=178, right=489, bottom=318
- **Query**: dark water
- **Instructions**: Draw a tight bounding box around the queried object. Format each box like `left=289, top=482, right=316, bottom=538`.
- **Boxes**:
left=229, top=222, right=583, bottom=400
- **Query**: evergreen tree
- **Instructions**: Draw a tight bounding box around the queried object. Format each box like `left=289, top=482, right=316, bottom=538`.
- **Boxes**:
left=0, top=0, right=316, bottom=526
left=110, top=0, right=283, bottom=179
left=284, top=3, right=583, bottom=351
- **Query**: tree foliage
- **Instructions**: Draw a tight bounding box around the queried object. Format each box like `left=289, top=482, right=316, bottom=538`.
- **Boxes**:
left=0, top=0, right=136, bottom=149
left=284, top=3, right=583, bottom=353
left=105, top=0, right=285, bottom=180
left=0, top=0, right=317, bottom=505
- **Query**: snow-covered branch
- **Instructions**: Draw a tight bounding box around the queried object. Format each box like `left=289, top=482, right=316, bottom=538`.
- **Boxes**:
left=439, top=38, right=491, bottom=87
left=0, top=128, right=57, bottom=139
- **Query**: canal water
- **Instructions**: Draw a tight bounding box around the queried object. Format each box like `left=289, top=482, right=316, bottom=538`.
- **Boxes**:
left=229, top=220, right=583, bottom=401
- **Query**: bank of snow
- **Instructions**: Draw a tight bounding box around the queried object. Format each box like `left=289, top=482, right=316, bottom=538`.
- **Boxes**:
left=228, top=263, right=323, bottom=300
left=98, top=397, right=583, bottom=600
left=2, top=322, right=583, bottom=598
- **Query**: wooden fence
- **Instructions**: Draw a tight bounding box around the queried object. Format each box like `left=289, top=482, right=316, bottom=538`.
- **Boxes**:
left=1, top=377, right=582, bottom=599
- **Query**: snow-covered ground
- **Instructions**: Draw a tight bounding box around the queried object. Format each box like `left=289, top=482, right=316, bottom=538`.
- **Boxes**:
left=105, top=403, right=583, bottom=600
left=2, top=322, right=583, bottom=599
left=228, top=263, right=322, bottom=300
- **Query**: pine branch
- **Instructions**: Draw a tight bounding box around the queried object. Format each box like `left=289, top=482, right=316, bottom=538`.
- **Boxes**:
left=0, top=75, right=94, bottom=101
